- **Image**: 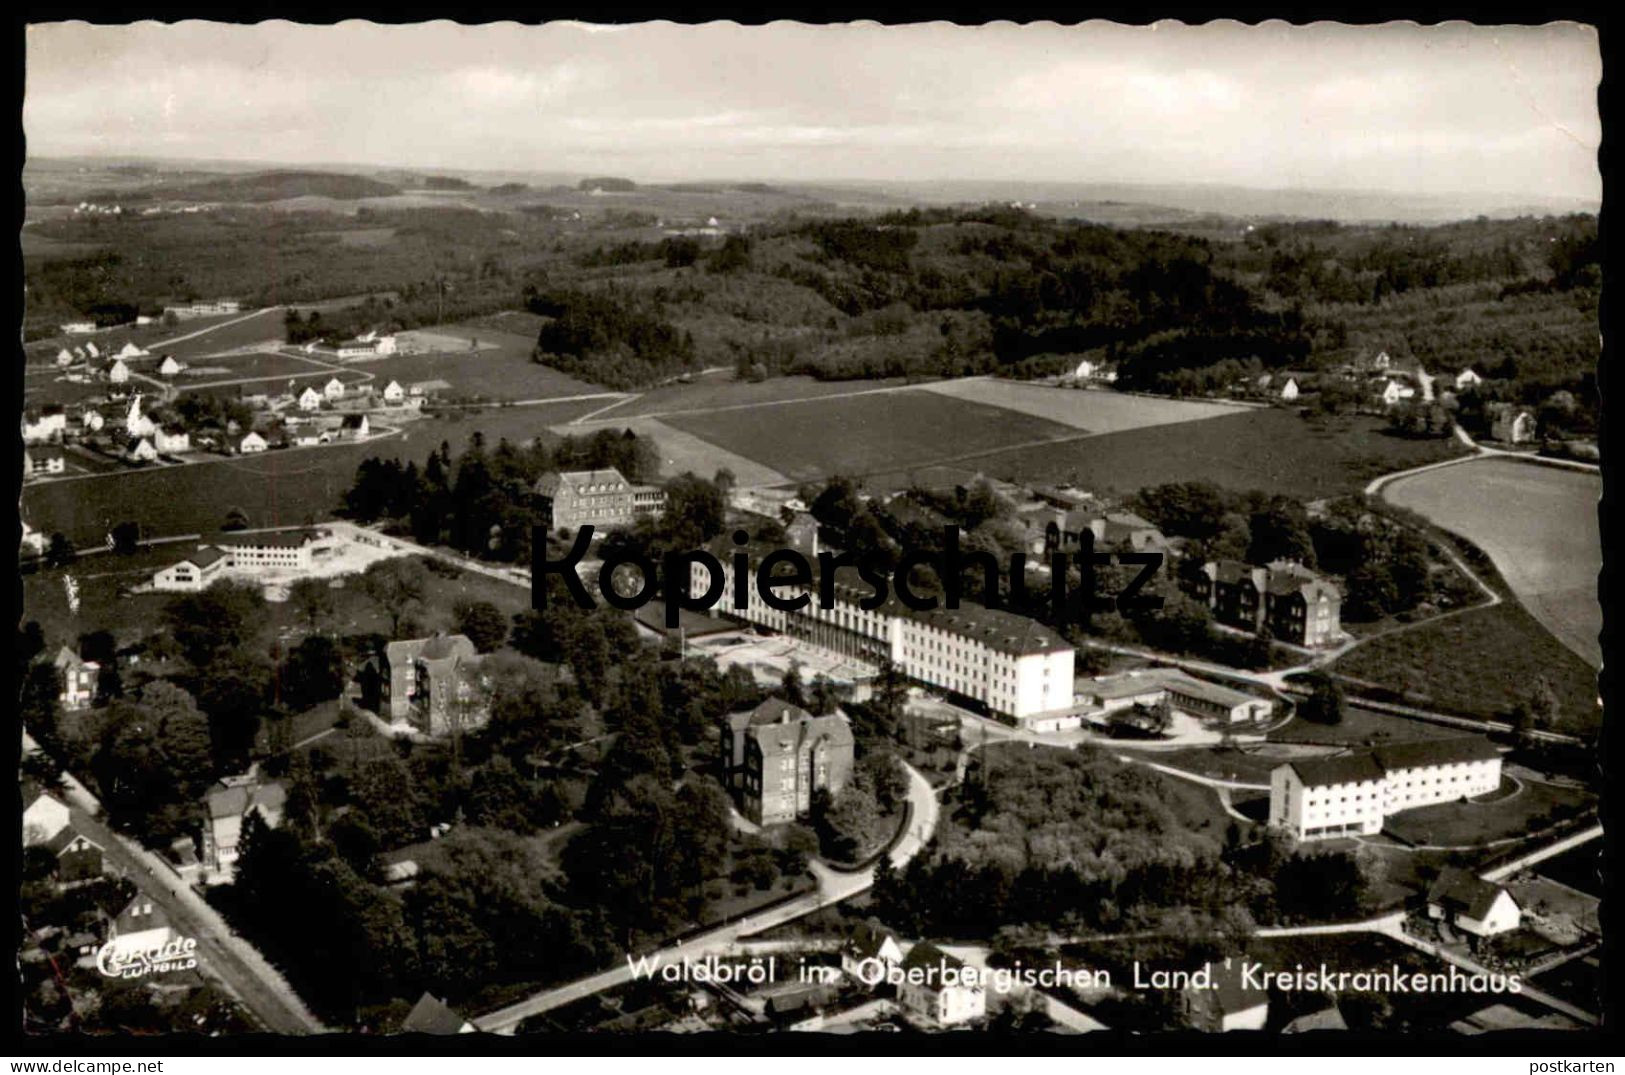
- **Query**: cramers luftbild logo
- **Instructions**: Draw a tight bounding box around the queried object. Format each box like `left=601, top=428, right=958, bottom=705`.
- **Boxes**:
left=534, top=523, right=1162, bottom=627
left=96, top=936, right=200, bottom=980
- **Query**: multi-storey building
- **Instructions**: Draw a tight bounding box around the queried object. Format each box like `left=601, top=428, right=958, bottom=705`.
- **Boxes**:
left=52, top=646, right=100, bottom=710
left=1195, top=559, right=1342, bottom=647
left=200, top=771, right=287, bottom=884
left=213, top=529, right=320, bottom=571
left=359, top=633, right=485, bottom=736
left=694, top=559, right=1075, bottom=725
left=718, top=699, right=854, bottom=825
left=1269, top=737, right=1502, bottom=841
left=533, top=467, right=667, bottom=534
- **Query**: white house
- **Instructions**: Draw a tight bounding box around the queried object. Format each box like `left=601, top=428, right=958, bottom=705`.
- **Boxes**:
left=297, top=386, right=324, bottom=411
left=1185, top=963, right=1270, bottom=1032
left=1269, top=737, right=1502, bottom=842
left=1427, top=869, right=1522, bottom=937
left=1280, top=377, right=1300, bottom=401
left=1379, top=380, right=1415, bottom=407
left=107, top=359, right=130, bottom=384
left=158, top=356, right=184, bottom=377
left=23, top=791, right=72, bottom=847
left=840, top=923, right=905, bottom=982
left=383, top=380, right=406, bottom=404
left=22, top=408, right=68, bottom=444
left=52, top=647, right=100, bottom=710
left=1071, top=358, right=1118, bottom=382
left=24, top=448, right=67, bottom=477
left=125, top=397, right=156, bottom=439
left=896, top=942, right=986, bottom=1027
left=103, top=897, right=178, bottom=964
left=81, top=410, right=105, bottom=434
left=86, top=342, right=101, bottom=359
left=201, top=772, right=287, bottom=884
left=239, top=431, right=269, bottom=454
left=127, top=438, right=158, bottom=463
left=152, top=547, right=231, bottom=592
left=54, top=348, right=73, bottom=367
left=1455, top=368, right=1483, bottom=390
left=153, top=426, right=191, bottom=454
left=1489, top=405, right=1536, bottom=445
left=61, top=322, right=97, bottom=335
left=323, top=377, right=347, bottom=401
left=116, top=342, right=148, bottom=360
left=292, top=430, right=322, bottom=447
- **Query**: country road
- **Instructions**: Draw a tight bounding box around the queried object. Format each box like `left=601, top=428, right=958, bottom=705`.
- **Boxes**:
left=473, top=761, right=939, bottom=1034
left=23, top=732, right=325, bottom=1034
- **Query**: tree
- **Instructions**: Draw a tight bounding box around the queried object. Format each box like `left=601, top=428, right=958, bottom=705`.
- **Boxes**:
left=288, top=577, right=337, bottom=635
left=222, top=507, right=251, bottom=532
left=1298, top=672, right=1345, bottom=726
left=110, top=521, right=141, bottom=555
left=357, top=558, right=429, bottom=636
left=164, top=580, right=268, bottom=667
left=453, top=600, right=509, bottom=653
left=349, top=755, right=424, bottom=849
left=280, top=635, right=346, bottom=711
left=45, top=533, right=76, bottom=568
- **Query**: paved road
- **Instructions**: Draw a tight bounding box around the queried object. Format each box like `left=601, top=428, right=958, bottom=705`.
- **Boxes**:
left=1481, top=823, right=1603, bottom=883
left=23, top=732, right=325, bottom=1034
left=473, top=762, right=939, bottom=1034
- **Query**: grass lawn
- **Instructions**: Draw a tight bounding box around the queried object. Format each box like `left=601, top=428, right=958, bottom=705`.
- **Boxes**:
left=662, top=387, right=1080, bottom=484
left=605, top=372, right=916, bottom=420
left=920, top=379, right=1239, bottom=432
left=347, top=347, right=605, bottom=400
left=1381, top=778, right=1595, bottom=847
left=894, top=407, right=1471, bottom=500
left=21, top=397, right=609, bottom=544
left=1330, top=601, right=1600, bottom=733
left=172, top=349, right=339, bottom=382
left=1267, top=703, right=1464, bottom=746
left=1153, top=747, right=1282, bottom=785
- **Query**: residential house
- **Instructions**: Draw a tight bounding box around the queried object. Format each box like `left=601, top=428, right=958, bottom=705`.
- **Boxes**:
left=61, top=321, right=97, bottom=335
left=717, top=699, right=855, bottom=826
left=115, top=342, right=148, bottom=360
left=382, top=380, right=406, bottom=403
left=151, top=547, right=231, bottom=592
left=158, top=355, right=184, bottom=377
left=784, top=512, right=821, bottom=557
left=1282, top=1005, right=1349, bottom=1033
left=22, top=406, right=68, bottom=444
left=841, top=922, right=905, bottom=982
left=297, top=386, right=324, bottom=411
left=52, top=646, right=100, bottom=710
left=1488, top=403, right=1536, bottom=445
left=1427, top=868, right=1522, bottom=938
left=360, top=634, right=485, bottom=736
left=81, top=409, right=105, bottom=434
left=23, top=790, right=72, bottom=847
left=1070, top=358, right=1118, bottom=382
left=323, top=377, right=347, bottom=402
left=401, top=992, right=476, bottom=1034
left=340, top=413, right=369, bottom=440
left=107, top=359, right=130, bottom=384
left=44, top=826, right=106, bottom=886
left=1195, top=560, right=1343, bottom=647
left=239, top=431, right=269, bottom=454
left=1379, top=379, right=1415, bottom=407
left=1455, top=368, right=1483, bottom=391
left=292, top=430, right=322, bottom=447
left=200, top=772, right=288, bottom=884
left=153, top=426, right=191, bottom=454
left=896, top=942, right=986, bottom=1027
left=1183, top=961, right=1269, bottom=1031
left=127, top=437, right=159, bottom=464
left=1280, top=377, right=1300, bottom=401
left=55, top=348, right=73, bottom=367
left=23, top=448, right=66, bottom=477
left=409, top=379, right=452, bottom=397
left=533, top=467, right=667, bottom=534
left=103, top=896, right=177, bottom=963
left=1269, top=737, right=1502, bottom=841
left=86, top=342, right=102, bottom=360
left=125, top=397, right=157, bottom=439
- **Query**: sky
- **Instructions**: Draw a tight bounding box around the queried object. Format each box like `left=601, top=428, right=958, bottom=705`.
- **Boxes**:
left=24, top=20, right=1602, bottom=202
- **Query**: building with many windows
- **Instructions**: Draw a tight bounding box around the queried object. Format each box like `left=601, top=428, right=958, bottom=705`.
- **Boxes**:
left=695, top=559, right=1075, bottom=725
left=533, top=467, right=667, bottom=534
left=717, top=699, right=854, bottom=826
left=1195, top=559, right=1342, bottom=647
left=1269, top=737, right=1503, bottom=841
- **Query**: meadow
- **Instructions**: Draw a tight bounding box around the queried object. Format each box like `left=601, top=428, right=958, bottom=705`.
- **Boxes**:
left=20, top=398, right=609, bottom=543
left=1381, top=457, right=1602, bottom=668
left=660, top=386, right=1082, bottom=483
left=918, top=379, right=1240, bottom=432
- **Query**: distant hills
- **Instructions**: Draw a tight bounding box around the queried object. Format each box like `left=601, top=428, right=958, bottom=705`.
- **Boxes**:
left=66, top=169, right=402, bottom=205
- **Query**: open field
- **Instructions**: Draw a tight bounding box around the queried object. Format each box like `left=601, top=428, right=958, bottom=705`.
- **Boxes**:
left=172, top=349, right=342, bottom=383
left=556, top=416, right=788, bottom=486
left=344, top=348, right=604, bottom=400
left=1382, top=458, right=1601, bottom=668
left=1331, top=600, right=1600, bottom=732
left=919, top=379, right=1240, bottom=432
left=20, top=398, right=609, bottom=543
left=600, top=372, right=915, bottom=420
left=1268, top=704, right=1468, bottom=746
left=661, top=387, right=1081, bottom=484
left=865, top=408, right=1471, bottom=500
left=1382, top=778, right=1595, bottom=848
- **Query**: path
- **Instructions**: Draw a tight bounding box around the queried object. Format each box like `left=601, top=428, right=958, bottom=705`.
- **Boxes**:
left=472, top=762, right=939, bottom=1034
left=1481, top=823, right=1602, bottom=883
left=22, top=732, right=324, bottom=1034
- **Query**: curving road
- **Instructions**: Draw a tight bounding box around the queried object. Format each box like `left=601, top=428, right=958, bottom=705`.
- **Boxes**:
left=473, top=762, right=938, bottom=1034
